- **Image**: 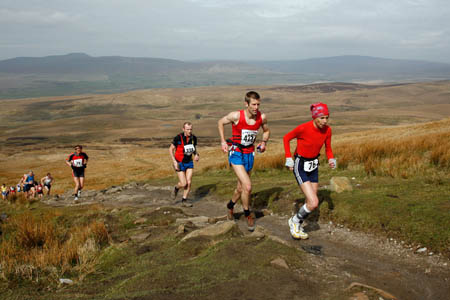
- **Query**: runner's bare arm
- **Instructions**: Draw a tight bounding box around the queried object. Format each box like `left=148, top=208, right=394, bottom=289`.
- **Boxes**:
left=169, top=144, right=179, bottom=171
left=258, top=113, right=270, bottom=153
left=65, top=159, right=72, bottom=167
left=218, top=111, right=240, bottom=153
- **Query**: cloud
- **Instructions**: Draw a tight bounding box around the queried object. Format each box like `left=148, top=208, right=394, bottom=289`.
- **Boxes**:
left=187, top=0, right=338, bottom=18
left=0, top=0, right=449, bottom=62
left=0, top=8, right=78, bottom=25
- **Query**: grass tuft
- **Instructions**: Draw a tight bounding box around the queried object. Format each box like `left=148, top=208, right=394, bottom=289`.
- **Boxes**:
left=0, top=210, right=110, bottom=283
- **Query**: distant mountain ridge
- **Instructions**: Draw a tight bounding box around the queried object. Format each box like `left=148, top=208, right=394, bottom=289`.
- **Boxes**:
left=1, top=53, right=450, bottom=99
left=0, top=53, right=193, bottom=74
left=250, top=55, right=450, bottom=77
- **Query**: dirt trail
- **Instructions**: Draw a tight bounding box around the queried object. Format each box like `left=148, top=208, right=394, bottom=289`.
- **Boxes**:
left=43, top=183, right=450, bottom=300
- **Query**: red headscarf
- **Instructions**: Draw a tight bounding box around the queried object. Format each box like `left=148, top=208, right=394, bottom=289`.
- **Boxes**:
left=310, top=102, right=329, bottom=119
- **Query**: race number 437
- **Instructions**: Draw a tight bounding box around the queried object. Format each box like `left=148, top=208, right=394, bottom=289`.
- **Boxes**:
left=241, top=130, right=258, bottom=146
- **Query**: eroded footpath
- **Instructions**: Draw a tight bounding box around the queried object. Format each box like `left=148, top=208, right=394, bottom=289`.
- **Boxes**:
left=42, top=182, right=450, bottom=300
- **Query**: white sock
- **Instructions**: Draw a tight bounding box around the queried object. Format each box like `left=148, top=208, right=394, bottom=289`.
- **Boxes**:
left=302, top=204, right=311, bottom=213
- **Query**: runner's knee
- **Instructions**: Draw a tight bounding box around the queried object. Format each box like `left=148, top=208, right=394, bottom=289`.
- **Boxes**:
left=242, top=183, right=252, bottom=194
left=307, top=196, right=319, bottom=210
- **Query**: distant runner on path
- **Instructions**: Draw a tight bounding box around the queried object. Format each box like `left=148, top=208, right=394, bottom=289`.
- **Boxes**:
left=1, top=184, right=9, bottom=201
left=23, top=171, right=36, bottom=199
left=41, top=173, right=54, bottom=196
left=284, top=102, right=336, bottom=239
left=218, top=91, right=270, bottom=232
left=66, top=145, right=89, bottom=202
left=169, top=122, right=199, bottom=207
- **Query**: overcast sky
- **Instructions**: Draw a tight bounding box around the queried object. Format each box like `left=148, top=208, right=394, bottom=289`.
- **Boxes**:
left=1, top=0, right=450, bottom=63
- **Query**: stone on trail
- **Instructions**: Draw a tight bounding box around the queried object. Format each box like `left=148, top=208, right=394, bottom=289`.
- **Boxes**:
left=345, top=282, right=397, bottom=300
left=270, top=257, right=289, bottom=269
left=59, top=278, right=74, bottom=285
left=207, top=215, right=228, bottom=223
left=105, top=186, right=123, bottom=194
left=329, top=176, right=353, bottom=193
left=416, top=247, right=427, bottom=253
left=181, top=221, right=242, bottom=242
left=133, top=218, right=147, bottom=225
left=130, top=232, right=151, bottom=242
left=176, top=216, right=210, bottom=227
left=268, top=234, right=290, bottom=247
left=246, top=225, right=266, bottom=239
left=175, top=221, right=197, bottom=234
left=261, top=208, right=273, bottom=216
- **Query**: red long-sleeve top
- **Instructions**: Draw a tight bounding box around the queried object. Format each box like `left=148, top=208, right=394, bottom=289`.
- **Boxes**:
left=283, top=120, right=334, bottom=159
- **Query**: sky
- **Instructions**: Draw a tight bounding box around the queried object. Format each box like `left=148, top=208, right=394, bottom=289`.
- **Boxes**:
left=1, top=0, right=450, bottom=63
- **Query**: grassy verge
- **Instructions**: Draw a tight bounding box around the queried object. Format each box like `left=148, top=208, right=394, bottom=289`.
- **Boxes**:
left=1, top=201, right=312, bottom=300
left=0, top=200, right=110, bottom=294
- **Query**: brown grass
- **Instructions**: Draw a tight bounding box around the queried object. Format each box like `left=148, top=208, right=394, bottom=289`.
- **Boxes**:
left=334, top=119, right=450, bottom=178
left=0, top=210, right=110, bottom=282
left=1, top=81, right=450, bottom=190
left=202, top=118, right=450, bottom=179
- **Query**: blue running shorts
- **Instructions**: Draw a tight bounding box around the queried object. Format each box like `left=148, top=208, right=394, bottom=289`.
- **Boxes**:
left=229, top=151, right=254, bottom=172
left=177, top=161, right=194, bottom=172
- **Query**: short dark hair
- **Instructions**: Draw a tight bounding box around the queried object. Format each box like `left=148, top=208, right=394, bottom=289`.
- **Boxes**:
left=245, top=91, right=260, bottom=104
left=183, top=122, right=192, bottom=128
left=74, top=145, right=83, bottom=149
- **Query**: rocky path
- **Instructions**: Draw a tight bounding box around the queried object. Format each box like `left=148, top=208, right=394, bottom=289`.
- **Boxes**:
left=43, top=183, right=450, bottom=300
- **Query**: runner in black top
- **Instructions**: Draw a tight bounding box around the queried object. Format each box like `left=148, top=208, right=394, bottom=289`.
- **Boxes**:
left=65, top=145, right=89, bottom=202
left=169, top=122, right=199, bottom=207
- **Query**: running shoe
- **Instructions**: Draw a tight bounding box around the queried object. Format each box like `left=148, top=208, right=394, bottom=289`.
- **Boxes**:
left=77, top=189, right=81, bottom=197
left=288, top=216, right=308, bottom=240
left=73, top=195, right=79, bottom=204
left=171, top=186, right=179, bottom=199
left=247, top=215, right=255, bottom=232
left=227, top=208, right=234, bottom=221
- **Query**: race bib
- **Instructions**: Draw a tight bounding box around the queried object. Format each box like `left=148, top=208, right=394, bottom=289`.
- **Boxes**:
left=303, top=159, right=319, bottom=172
left=184, top=144, right=195, bottom=155
left=241, top=129, right=258, bottom=146
left=73, top=158, right=83, bottom=167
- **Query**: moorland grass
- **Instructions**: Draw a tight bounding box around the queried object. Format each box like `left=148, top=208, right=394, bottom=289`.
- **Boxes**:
left=0, top=202, right=110, bottom=286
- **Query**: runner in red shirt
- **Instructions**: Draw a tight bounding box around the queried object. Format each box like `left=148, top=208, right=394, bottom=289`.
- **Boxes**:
left=169, top=122, right=199, bottom=207
left=36, top=183, right=44, bottom=199
left=65, top=145, right=89, bottom=202
left=284, top=102, right=336, bottom=239
left=218, top=91, right=270, bottom=231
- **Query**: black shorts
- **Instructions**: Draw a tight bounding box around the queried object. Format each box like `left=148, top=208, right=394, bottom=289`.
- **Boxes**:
left=293, top=155, right=319, bottom=184
left=24, top=184, right=33, bottom=192
left=72, top=167, right=85, bottom=178
left=44, top=183, right=51, bottom=189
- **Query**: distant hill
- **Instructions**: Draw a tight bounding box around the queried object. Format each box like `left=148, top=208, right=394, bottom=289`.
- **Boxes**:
left=0, top=53, right=193, bottom=74
left=1, top=53, right=450, bottom=98
left=249, top=55, right=450, bottom=80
